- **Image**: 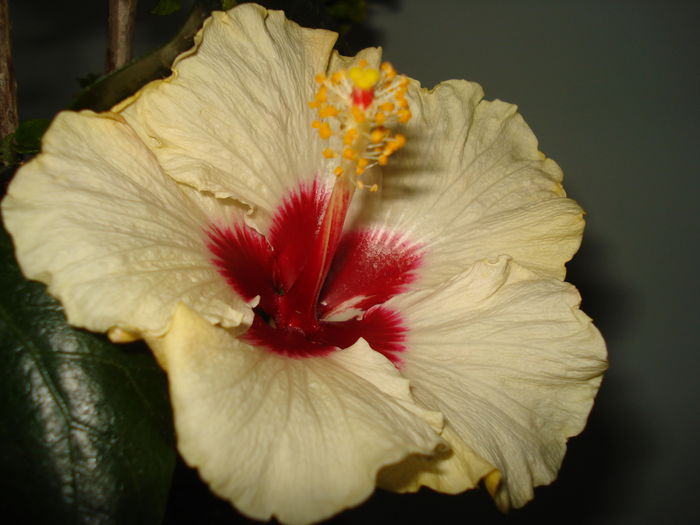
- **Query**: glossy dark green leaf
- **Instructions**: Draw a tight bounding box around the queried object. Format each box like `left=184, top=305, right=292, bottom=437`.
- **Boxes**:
left=0, top=224, right=175, bottom=525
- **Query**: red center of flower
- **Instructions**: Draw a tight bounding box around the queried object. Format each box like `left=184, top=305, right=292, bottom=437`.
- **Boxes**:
left=351, top=87, right=375, bottom=110
left=206, top=179, right=422, bottom=364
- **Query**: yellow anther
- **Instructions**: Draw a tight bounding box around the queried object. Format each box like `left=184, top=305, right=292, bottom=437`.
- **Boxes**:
left=318, top=122, right=332, bottom=139
left=311, top=63, right=410, bottom=178
left=343, top=147, right=358, bottom=160
left=356, top=158, right=369, bottom=175
left=315, top=85, right=328, bottom=103
left=343, top=128, right=358, bottom=146
left=380, top=62, right=396, bottom=79
left=369, top=184, right=379, bottom=192
left=370, top=128, right=386, bottom=143
left=357, top=180, right=365, bottom=189
left=341, top=148, right=354, bottom=161
left=331, top=71, right=345, bottom=84
left=398, top=109, right=412, bottom=123
left=349, top=66, right=380, bottom=90
left=351, top=106, right=366, bottom=123
left=384, top=142, right=398, bottom=155
left=385, top=134, right=406, bottom=155
left=319, top=105, right=338, bottom=118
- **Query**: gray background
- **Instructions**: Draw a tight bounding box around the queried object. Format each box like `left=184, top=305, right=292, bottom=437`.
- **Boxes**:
left=9, top=1, right=700, bottom=524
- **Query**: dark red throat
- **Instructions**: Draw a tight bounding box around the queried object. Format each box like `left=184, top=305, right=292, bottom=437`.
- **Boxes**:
left=206, top=179, right=422, bottom=364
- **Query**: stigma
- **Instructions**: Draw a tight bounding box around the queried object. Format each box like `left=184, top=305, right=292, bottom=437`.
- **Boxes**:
left=310, top=60, right=411, bottom=190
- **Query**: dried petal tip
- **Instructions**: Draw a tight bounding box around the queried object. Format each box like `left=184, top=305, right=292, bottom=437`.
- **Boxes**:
left=310, top=61, right=411, bottom=189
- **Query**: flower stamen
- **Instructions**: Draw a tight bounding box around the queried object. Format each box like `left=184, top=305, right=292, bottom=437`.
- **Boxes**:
left=290, top=61, right=413, bottom=327
left=310, top=60, right=411, bottom=188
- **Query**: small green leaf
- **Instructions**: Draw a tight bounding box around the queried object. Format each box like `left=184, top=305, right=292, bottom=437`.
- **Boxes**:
left=152, top=0, right=183, bottom=15
left=221, top=0, right=237, bottom=10
left=12, top=119, right=50, bottom=155
left=0, top=224, right=175, bottom=525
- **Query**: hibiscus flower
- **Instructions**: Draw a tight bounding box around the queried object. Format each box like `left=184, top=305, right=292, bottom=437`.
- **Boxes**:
left=1, top=4, right=606, bottom=525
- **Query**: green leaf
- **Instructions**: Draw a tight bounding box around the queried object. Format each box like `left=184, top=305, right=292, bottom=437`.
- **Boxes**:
left=152, top=0, right=183, bottom=15
left=0, top=224, right=175, bottom=525
left=221, top=0, right=237, bottom=10
left=12, top=118, right=50, bottom=155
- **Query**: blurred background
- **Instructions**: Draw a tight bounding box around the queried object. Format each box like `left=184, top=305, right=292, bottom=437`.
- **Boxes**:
left=7, top=0, right=700, bottom=524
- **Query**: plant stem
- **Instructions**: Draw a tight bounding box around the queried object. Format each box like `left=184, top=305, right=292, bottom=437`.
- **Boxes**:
left=107, top=0, right=138, bottom=72
left=74, top=2, right=216, bottom=112
left=0, top=0, right=18, bottom=137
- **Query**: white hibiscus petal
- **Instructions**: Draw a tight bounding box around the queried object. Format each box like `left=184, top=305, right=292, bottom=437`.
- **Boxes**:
left=1, top=111, right=251, bottom=336
left=148, top=303, right=444, bottom=525
left=376, top=79, right=583, bottom=282
left=328, top=46, right=381, bottom=71
left=118, top=4, right=338, bottom=225
left=378, top=424, right=496, bottom=495
left=386, top=257, right=606, bottom=509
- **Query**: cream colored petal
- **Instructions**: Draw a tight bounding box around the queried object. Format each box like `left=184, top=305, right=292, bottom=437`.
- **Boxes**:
left=328, top=46, right=381, bottom=71
left=118, top=4, right=339, bottom=228
left=1, top=111, right=251, bottom=336
left=374, top=79, right=583, bottom=283
left=386, top=257, right=606, bottom=509
left=378, top=424, right=496, bottom=495
left=148, top=303, right=445, bottom=525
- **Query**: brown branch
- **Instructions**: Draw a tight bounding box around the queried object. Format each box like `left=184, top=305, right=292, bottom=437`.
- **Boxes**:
left=0, top=0, right=18, bottom=138
left=107, top=0, right=138, bottom=72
